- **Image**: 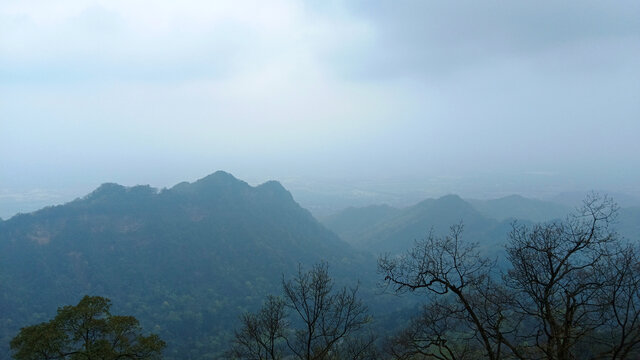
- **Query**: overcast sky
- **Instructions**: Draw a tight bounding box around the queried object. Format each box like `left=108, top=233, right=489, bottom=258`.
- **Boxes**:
left=1, top=0, right=639, bottom=216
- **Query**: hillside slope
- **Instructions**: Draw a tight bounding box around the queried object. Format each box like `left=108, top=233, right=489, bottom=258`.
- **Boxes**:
left=323, top=194, right=639, bottom=258
left=323, top=195, right=515, bottom=255
left=467, top=194, right=571, bottom=222
left=0, top=171, right=372, bottom=359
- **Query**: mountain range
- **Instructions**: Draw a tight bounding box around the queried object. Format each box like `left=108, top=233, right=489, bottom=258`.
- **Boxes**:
left=322, top=193, right=639, bottom=255
left=1, top=172, right=637, bottom=358
left=321, top=194, right=514, bottom=255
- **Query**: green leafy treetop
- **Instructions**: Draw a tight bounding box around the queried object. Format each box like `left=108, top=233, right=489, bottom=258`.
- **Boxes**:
left=10, top=295, right=165, bottom=360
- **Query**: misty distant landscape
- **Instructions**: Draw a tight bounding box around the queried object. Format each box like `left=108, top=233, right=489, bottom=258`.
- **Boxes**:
left=1, top=172, right=639, bottom=358
left=2, top=1, right=639, bottom=359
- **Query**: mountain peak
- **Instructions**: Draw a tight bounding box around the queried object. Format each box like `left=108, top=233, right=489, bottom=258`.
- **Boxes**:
left=86, top=183, right=126, bottom=199
left=436, top=194, right=465, bottom=203
left=169, top=171, right=249, bottom=194
left=414, top=194, right=468, bottom=210
left=197, top=170, right=241, bottom=184
left=257, top=180, right=286, bottom=192
left=257, top=180, right=294, bottom=202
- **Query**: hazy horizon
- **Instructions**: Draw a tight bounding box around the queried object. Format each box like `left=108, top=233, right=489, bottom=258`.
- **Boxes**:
left=2, top=1, right=639, bottom=218
left=2, top=169, right=639, bottom=220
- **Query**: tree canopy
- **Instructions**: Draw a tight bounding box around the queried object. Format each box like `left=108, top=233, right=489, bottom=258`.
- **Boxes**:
left=10, top=295, right=165, bottom=360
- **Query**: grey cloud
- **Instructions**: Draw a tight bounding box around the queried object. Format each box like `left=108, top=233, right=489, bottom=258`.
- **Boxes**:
left=331, top=1, right=640, bottom=80
left=1, top=0, right=639, bottom=216
left=0, top=4, right=261, bottom=84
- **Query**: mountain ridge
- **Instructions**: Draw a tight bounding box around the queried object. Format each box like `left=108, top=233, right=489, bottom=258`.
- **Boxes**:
left=0, top=171, right=372, bottom=359
left=322, top=194, right=511, bottom=255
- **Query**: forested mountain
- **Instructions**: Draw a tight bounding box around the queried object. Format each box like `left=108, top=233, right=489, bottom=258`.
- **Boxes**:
left=320, top=204, right=400, bottom=245
left=3, top=174, right=637, bottom=359
left=467, top=194, right=570, bottom=222
left=322, top=194, right=515, bottom=255
left=0, top=171, right=375, bottom=359
left=323, top=194, right=639, bottom=256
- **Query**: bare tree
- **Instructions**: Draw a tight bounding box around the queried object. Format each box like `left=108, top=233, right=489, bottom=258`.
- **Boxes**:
left=504, top=195, right=621, bottom=359
left=283, top=263, right=372, bottom=360
left=591, top=244, right=640, bottom=359
left=386, top=299, right=477, bottom=360
left=229, top=295, right=288, bottom=360
left=380, top=195, right=640, bottom=360
left=379, top=223, right=521, bottom=360
left=329, top=331, right=379, bottom=360
left=230, top=263, right=374, bottom=360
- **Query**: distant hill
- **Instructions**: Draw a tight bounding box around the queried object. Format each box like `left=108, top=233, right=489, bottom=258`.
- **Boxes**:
left=321, top=204, right=400, bottom=244
left=323, top=194, right=639, bottom=258
left=467, top=194, right=571, bottom=222
left=551, top=191, right=640, bottom=208
left=0, top=171, right=374, bottom=359
left=3, top=176, right=637, bottom=358
left=322, top=195, right=515, bottom=255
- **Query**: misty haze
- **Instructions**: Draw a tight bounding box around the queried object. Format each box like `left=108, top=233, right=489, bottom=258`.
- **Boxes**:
left=1, top=1, right=639, bottom=359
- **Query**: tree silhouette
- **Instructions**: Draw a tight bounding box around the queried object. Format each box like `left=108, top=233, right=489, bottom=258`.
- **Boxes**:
left=380, top=195, right=640, bottom=360
left=230, top=263, right=376, bottom=360
left=10, top=295, right=165, bottom=360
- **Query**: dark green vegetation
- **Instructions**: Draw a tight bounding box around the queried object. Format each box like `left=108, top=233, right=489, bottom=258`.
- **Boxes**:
left=2, top=171, right=639, bottom=359
left=0, top=172, right=375, bottom=358
left=11, top=296, right=165, bottom=359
